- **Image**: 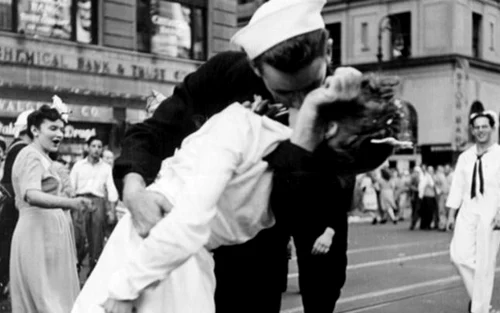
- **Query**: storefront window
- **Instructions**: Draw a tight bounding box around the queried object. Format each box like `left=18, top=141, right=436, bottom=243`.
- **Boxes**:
left=143, top=0, right=206, bottom=60
left=0, top=0, right=97, bottom=43
left=76, top=0, right=94, bottom=43
left=17, top=0, right=73, bottom=39
left=0, top=0, right=13, bottom=31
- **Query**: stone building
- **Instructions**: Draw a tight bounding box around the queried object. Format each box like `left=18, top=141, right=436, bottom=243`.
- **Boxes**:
left=240, top=0, right=500, bottom=169
left=0, top=0, right=237, bottom=163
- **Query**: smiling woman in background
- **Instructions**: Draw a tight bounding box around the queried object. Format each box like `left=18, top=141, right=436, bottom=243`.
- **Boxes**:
left=9, top=105, right=92, bottom=313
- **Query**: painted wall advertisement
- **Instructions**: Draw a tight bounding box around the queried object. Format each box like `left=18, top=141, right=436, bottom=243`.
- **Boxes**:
left=150, top=0, right=192, bottom=59
left=17, top=0, right=72, bottom=39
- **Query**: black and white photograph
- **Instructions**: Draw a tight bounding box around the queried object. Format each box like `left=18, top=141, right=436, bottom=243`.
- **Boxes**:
left=1, top=0, right=500, bottom=313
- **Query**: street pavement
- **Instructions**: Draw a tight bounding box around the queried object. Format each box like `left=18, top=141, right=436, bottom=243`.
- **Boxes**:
left=2, top=219, right=499, bottom=313
left=280, top=220, right=500, bottom=313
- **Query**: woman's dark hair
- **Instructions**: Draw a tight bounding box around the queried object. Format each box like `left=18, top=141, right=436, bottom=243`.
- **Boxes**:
left=251, top=28, right=329, bottom=73
left=318, top=74, right=400, bottom=125
left=26, top=105, right=65, bottom=139
left=381, top=168, right=392, bottom=181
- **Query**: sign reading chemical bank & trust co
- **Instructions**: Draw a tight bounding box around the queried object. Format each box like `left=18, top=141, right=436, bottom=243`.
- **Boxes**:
left=0, top=39, right=198, bottom=83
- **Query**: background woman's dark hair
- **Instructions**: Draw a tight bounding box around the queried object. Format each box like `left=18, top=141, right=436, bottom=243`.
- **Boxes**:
left=251, top=28, right=329, bottom=73
left=381, top=168, right=392, bottom=181
left=26, top=105, right=64, bottom=139
left=87, top=136, right=103, bottom=146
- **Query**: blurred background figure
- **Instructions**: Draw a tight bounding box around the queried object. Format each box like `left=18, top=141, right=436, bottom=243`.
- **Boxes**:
left=379, top=167, right=398, bottom=224
left=102, top=149, right=115, bottom=166
left=409, top=166, right=423, bottom=230
left=398, top=169, right=412, bottom=220
left=360, top=171, right=380, bottom=224
left=434, top=165, right=449, bottom=231
left=418, top=165, right=438, bottom=230
left=390, top=169, right=404, bottom=221
left=145, top=90, right=167, bottom=118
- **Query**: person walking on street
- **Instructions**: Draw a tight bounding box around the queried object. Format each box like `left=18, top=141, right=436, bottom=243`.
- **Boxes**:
left=447, top=110, right=500, bottom=313
left=70, top=136, right=118, bottom=273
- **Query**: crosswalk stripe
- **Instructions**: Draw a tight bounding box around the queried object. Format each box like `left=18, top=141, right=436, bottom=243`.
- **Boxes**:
left=290, top=239, right=450, bottom=262
left=288, top=250, right=449, bottom=279
left=280, top=266, right=500, bottom=313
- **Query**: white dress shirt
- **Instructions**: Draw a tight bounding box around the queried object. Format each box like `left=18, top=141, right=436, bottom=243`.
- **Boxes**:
left=106, top=103, right=292, bottom=300
left=446, top=143, right=500, bottom=215
left=70, top=158, right=118, bottom=202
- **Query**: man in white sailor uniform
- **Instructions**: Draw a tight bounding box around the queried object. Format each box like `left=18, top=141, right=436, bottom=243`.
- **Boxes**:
left=447, top=110, right=500, bottom=313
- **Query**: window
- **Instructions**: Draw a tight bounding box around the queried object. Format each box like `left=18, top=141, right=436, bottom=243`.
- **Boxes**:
left=139, top=0, right=207, bottom=60
left=389, top=12, right=411, bottom=59
left=75, top=0, right=97, bottom=43
left=326, top=22, right=341, bottom=66
left=490, top=21, right=494, bottom=51
left=0, top=0, right=13, bottom=31
left=361, top=22, right=369, bottom=51
left=472, top=13, right=482, bottom=58
left=0, top=0, right=97, bottom=43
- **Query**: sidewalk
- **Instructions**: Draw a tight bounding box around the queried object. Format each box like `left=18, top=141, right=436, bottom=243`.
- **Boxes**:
left=348, top=207, right=412, bottom=224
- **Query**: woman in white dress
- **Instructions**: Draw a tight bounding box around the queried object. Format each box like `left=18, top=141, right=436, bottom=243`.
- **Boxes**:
left=10, top=105, right=92, bottom=313
left=72, top=71, right=405, bottom=313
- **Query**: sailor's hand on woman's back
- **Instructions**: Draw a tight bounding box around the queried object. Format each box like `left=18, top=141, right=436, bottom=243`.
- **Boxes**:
left=123, top=173, right=173, bottom=238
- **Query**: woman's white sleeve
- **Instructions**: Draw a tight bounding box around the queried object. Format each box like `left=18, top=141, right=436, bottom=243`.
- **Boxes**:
left=107, top=111, right=247, bottom=300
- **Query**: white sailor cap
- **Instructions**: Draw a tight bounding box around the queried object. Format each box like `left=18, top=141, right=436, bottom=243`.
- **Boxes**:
left=231, top=0, right=326, bottom=60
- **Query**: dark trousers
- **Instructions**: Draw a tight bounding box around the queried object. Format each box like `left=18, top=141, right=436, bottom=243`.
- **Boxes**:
left=213, top=225, right=289, bottom=313
left=410, top=195, right=421, bottom=229
left=0, top=197, right=18, bottom=292
left=293, top=217, right=348, bottom=313
left=420, top=196, right=437, bottom=230
left=72, top=195, right=107, bottom=271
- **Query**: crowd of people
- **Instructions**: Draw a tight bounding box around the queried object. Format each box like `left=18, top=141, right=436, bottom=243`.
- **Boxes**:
left=355, top=163, right=454, bottom=230
left=0, top=1, right=498, bottom=313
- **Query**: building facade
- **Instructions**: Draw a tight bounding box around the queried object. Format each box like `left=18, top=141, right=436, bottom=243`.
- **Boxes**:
left=239, top=0, right=500, bottom=170
left=323, top=0, right=500, bottom=170
left=0, top=0, right=237, bottom=163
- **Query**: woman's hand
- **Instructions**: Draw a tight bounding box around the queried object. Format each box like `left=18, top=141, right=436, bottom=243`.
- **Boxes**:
left=241, top=95, right=287, bottom=120
left=311, top=227, right=335, bottom=255
left=72, top=197, right=93, bottom=212
left=101, top=298, right=135, bottom=313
